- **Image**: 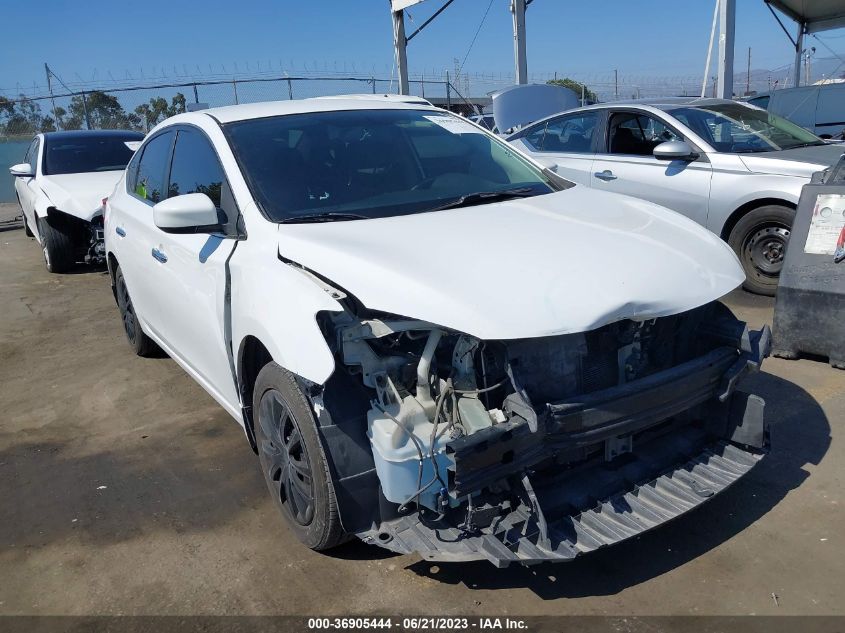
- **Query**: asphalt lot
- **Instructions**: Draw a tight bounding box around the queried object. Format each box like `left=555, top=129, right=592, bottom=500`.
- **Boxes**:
left=1, top=201, right=844, bottom=616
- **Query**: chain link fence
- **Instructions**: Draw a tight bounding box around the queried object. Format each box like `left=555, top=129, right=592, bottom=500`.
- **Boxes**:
left=0, top=75, right=483, bottom=140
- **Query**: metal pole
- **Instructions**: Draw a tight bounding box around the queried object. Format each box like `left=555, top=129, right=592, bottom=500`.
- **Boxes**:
left=716, top=0, right=735, bottom=99
left=392, top=9, right=410, bottom=95
left=701, top=0, right=719, bottom=98
left=746, top=47, right=751, bottom=95
left=233, top=80, right=239, bottom=104
left=793, top=22, right=804, bottom=87
left=614, top=69, right=618, bottom=99
left=511, top=0, right=528, bottom=84
left=80, top=90, right=92, bottom=130
left=287, top=78, right=294, bottom=99
left=446, top=70, right=451, bottom=110
left=44, top=63, right=61, bottom=131
left=193, top=84, right=199, bottom=103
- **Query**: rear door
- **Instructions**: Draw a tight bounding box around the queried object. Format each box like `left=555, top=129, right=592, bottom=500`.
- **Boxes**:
left=510, top=110, right=602, bottom=185
left=590, top=109, right=712, bottom=226
left=141, top=126, right=240, bottom=409
left=110, top=129, right=175, bottom=326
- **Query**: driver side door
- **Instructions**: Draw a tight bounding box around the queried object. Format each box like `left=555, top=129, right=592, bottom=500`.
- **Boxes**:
left=591, top=109, right=713, bottom=227
left=15, top=138, right=40, bottom=236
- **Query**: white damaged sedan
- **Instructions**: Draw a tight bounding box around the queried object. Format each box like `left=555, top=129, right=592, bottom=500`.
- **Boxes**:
left=11, top=130, right=143, bottom=273
left=105, top=99, right=771, bottom=566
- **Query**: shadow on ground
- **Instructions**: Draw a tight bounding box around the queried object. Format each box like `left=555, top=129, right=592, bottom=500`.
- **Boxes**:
left=0, top=414, right=266, bottom=554
left=406, top=371, right=831, bottom=599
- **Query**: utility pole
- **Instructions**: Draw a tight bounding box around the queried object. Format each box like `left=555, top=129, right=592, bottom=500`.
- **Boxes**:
left=392, top=8, right=410, bottom=95
left=511, top=0, right=528, bottom=84
left=793, top=21, right=805, bottom=87
left=716, top=0, right=735, bottom=99
left=44, top=63, right=62, bottom=131
left=746, top=47, right=751, bottom=95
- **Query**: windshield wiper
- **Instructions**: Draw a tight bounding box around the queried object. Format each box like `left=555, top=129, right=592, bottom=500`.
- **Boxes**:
left=785, top=141, right=829, bottom=149
left=279, top=212, right=369, bottom=224
left=428, top=187, right=537, bottom=212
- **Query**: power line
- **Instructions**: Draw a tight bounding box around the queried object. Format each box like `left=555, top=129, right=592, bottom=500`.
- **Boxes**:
left=457, top=0, right=494, bottom=80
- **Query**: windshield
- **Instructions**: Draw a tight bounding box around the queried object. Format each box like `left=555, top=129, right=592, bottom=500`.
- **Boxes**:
left=224, top=109, right=564, bottom=222
left=43, top=133, right=143, bottom=175
left=663, top=103, right=823, bottom=153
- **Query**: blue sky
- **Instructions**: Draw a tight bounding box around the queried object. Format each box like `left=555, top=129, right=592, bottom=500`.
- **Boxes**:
left=1, top=0, right=843, bottom=96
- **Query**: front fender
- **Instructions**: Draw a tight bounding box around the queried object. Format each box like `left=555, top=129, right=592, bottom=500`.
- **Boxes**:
left=230, top=240, right=343, bottom=386
left=707, top=176, right=803, bottom=235
left=33, top=190, right=54, bottom=220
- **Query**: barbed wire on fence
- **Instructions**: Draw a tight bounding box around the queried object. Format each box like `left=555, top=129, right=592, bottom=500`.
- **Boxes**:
left=2, top=62, right=841, bottom=139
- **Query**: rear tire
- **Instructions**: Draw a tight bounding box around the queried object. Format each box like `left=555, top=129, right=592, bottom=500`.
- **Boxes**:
left=253, top=362, right=345, bottom=551
left=37, top=216, right=75, bottom=273
left=114, top=266, right=159, bottom=357
left=728, top=204, right=794, bottom=297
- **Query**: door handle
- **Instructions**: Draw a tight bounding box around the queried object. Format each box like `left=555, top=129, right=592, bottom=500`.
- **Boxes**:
left=594, top=170, right=617, bottom=181
left=115, top=226, right=126, bottom=237
left=151, top=248, right=168, bottom=263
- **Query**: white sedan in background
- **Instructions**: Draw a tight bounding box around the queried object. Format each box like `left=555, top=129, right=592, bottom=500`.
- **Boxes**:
left=10, top=129, right=143, bottom=273
left=104, top=98, right=770, bottom=565
left=507, top=98, right=845, bottom=295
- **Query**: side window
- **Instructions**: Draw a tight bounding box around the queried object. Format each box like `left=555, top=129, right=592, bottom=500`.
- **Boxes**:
left=167, top=129, right=225, bottom=208
left=543, top=112, right=600, bottom=153
left=521, top=123, right=547, bottom=151
left=134, top=132, right=174, bottom=204
left=748, top=95, right=770, bottom=110
left=608, top=112, right=681, bottom=156
left=25, top=139, right=39, bottom=172
left=125, top=147, right=142, bottom=194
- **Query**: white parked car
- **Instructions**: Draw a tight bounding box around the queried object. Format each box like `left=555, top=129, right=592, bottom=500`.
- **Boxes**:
left=10, top=130, right=144, bottom=273
left=105, top=99, right=770, bottom=565
left=507, top=98, right=845, bottom=295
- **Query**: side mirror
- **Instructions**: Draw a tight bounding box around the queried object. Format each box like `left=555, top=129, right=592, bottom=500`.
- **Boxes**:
left=9, top=163, right=34, bottom=177
left=653, top=140, right=698, bottom=161
left=153, top=193, right=219, bottom=232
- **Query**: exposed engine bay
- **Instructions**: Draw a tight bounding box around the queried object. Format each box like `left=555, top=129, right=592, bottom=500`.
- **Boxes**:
left=46, top=207, right=106, bottom=266
left=315, top=300, right=770, bottom=566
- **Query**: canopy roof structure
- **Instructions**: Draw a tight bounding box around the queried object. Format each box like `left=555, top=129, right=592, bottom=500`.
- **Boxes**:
left=766, top=0, right=845, bottom=33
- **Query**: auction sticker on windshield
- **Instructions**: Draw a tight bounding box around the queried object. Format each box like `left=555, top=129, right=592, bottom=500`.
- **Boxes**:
left=805, top=194, right=845, bottom=255
left=424, top=115, right=485, bottom=134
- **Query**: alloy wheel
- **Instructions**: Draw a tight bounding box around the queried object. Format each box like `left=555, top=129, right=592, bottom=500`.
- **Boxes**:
left=257, top=389, right=315, bottom=526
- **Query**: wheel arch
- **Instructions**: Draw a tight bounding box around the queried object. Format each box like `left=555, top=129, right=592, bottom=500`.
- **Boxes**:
left=106, top=251, right=120, bottom=303
left=720, top=197, right=797, bottom=242
left=237, top=335, right=274, bottom=453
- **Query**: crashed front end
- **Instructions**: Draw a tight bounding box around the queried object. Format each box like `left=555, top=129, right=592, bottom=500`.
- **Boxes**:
left=318, top=300, right=770, bottom=567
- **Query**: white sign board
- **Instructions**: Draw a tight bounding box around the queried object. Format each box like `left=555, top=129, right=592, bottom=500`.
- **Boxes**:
left=392, top=0, right=425, bottom=11
left=805, top=194, right=845, bottom=255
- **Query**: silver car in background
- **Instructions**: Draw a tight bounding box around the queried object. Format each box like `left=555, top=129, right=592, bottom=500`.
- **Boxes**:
left=508, top=98, right=845, bottom=295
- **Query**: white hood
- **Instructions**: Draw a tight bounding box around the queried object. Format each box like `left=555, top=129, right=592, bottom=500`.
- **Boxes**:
left=277, top=187, right=745, bottom=340
left=38, top=171, right=123, bottom=221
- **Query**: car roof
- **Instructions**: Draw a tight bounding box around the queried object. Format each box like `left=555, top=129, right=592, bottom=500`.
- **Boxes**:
left=41, top=129, right=144, bottom=141
left=508, top=98, right=747, bottom=137
left=165, top=98, right=440, bottom=126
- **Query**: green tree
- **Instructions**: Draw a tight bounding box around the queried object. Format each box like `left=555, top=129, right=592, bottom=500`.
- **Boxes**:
left=134, top=92, right=187, bottom=131
left=1, top=95, right=45, bottom=137
left=547, top=78, right=597, bottom=103
left=68, top=90, right=139, bottom=130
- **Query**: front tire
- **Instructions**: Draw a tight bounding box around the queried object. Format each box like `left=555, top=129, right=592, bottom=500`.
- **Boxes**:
left=22, top=214, right=34, bottom=237
left=728, top=204, right=794, bottom=297
left=38, top=216, right=75, bottom=273
left=114, top=266, right=159, bottom=357
left=253, top=362, right=345, bottom=551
